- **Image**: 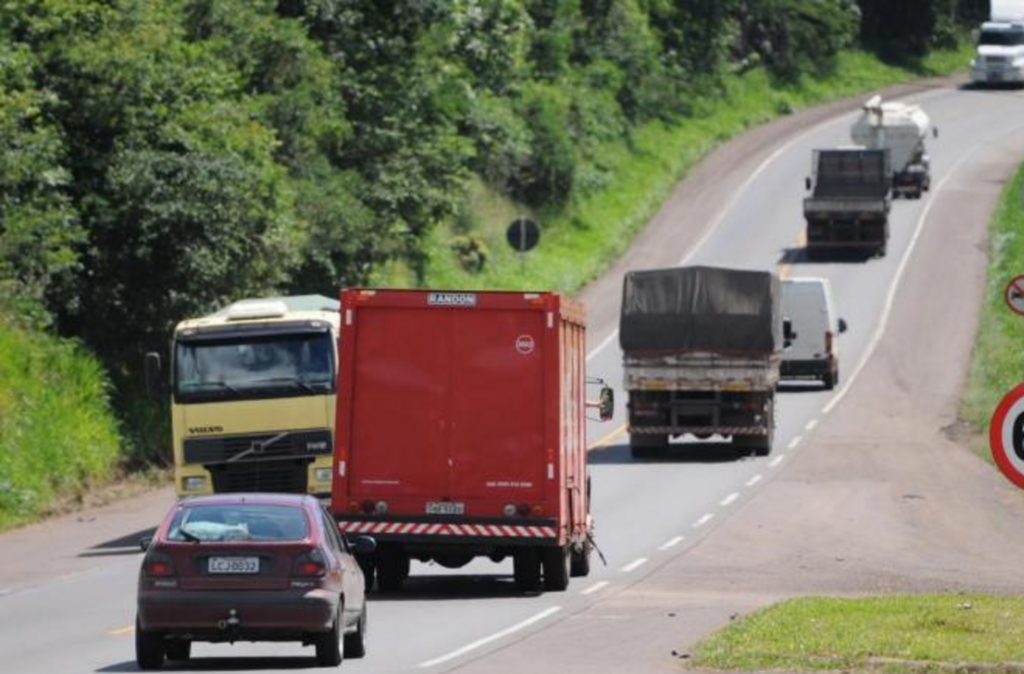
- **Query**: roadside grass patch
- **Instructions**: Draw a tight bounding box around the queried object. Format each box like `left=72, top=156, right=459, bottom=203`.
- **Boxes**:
left=691, top=595, right=1024, bottom=672
left=416, top=43, right=974, bottom=293
left=0, top=317, right=122, bottom=530
left=962, top=163, right=1024, bottom=462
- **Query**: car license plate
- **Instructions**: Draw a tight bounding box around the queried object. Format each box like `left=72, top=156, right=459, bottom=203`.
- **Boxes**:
left=208, top=556, right=259, bottom=574
left=425, top=501, right=465, bottom=515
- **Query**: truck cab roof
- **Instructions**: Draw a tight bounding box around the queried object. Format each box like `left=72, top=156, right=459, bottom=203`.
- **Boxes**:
left=174, top=295, right=341, bottom=334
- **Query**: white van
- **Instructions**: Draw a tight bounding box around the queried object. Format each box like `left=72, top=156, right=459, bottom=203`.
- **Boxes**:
left=781, top=278, right=847, bottom=390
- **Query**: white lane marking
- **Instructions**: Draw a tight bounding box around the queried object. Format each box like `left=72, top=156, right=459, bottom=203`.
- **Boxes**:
left=746, top=474, right=764, bottom=488
left=620, top=557, right=649, bottom=573
left=108, top=625, right=135, bottom=636
left=788, top=436, right=803, bottom=450
left=418, top=606, right=563, bottom=668
left=769, top=454, right=786, bottom=468
left=586, top=329, right=620, bottom=361
left=659, top=535, right=686, bottom=551
left=820, top=140, right=993, bottom=417
left=720, top=492, right=740, bottom=507
left=804, top=419, right=818, bottom=432
left=581, top=580, right=611, bottom=596
left=693, top=513, right=715, bottom=528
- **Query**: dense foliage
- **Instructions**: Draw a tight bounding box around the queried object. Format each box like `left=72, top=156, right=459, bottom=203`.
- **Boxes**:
left=0, top=0, right=982, bottom=463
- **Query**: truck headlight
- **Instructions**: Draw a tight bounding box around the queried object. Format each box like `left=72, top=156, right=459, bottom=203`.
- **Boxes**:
left=315, top=467, right=333, bottom=483
left=183, top=476, right=206, bottom=491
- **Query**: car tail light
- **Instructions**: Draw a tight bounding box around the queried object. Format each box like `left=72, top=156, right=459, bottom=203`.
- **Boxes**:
left=825, top=331, right=834, bottom=355
left=144, top=551, right=176, bottom=578
left=293, top=548, right=327, bottom=578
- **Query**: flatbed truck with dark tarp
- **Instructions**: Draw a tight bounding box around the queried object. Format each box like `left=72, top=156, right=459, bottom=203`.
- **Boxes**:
left=804, top=148, right=892, bottom=257
left=621, top=266, right=782, bottom=458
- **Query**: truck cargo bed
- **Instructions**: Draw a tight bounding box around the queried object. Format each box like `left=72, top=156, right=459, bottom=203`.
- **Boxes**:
left=623, top=352, right=780, bottom=392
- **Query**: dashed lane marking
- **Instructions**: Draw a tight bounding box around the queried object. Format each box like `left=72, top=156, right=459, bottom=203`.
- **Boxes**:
left=659, top=536, right=685, bottom=551
left=720, top=492, right=739, bottom=507
left=418, top=606, right=562, bottom=668
left=788, top=436, right=803, bottom=450
left=805, top=419, right=818, bottom=432
left=620, top=557, right=649, bottom=573
left=745, top=474, right=763, bottom=488
left=693, top=513, right=714, bottom=528
left=580, top=581, right=610, bottom=596
left=768, top=454, right=786, bottom=468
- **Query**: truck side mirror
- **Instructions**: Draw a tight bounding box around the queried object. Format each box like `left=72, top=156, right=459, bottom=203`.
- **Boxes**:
left=838, top=318, right=848, bottom=334
left=933, top=127, right=939, bottom=139
left=783, top=319, right=797, bottom=348
left=144, top=352, right=164, bottom=400
left=598, top=386, right=614, bottom=422
left=805, top=177, right=812, bottom=191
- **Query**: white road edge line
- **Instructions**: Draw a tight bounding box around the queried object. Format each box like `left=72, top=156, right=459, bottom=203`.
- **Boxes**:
left=720, top=492, right=740, bottom=507
left=788, top=436, right=802, bottom=450
left=659, top=535, right=686, bottom=551
left=820, top=141, right=991, bottom=416
left=804, top=419, right=818, bottom=432
left=620, top=557, right=649, bottom=573
left=769, top=454, right=786, bottom=468
left=580, top=580, right=611, bottom=596
left=745, top=474, right=764, bottom=488
left=417, top=606, right=563, bottom=669
left=693, top=513, right=715, bottom=528
left=585, top=116, right=843, bottom=363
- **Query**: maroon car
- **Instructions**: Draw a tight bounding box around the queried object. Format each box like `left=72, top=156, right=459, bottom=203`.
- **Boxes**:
left=136, top=493, right=373, bottom=669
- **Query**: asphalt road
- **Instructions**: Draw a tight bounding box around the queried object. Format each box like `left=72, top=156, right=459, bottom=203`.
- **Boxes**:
left=3, top=79, right=1024, bottom=674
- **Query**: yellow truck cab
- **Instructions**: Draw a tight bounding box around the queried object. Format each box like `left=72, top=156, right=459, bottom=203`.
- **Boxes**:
left=146, top=295, right=340, bottom=499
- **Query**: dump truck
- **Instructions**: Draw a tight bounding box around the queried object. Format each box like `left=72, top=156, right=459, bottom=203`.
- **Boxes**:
left=331, top=289, right=614, bottom=593
left=145, top=295, right=341, bottom=498
left=621, top=266, right=782, bottom=459
left=804, top=148, right=892, bottom=258
left=851, top=95, right=937, bottom=199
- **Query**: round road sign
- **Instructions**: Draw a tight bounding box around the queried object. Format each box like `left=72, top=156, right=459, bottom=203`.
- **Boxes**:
left=1004, top=275, right=1024, bottom=316
left=506, top=218, right=540, bottom=253
left=989, top=382, right=1024, bottom=490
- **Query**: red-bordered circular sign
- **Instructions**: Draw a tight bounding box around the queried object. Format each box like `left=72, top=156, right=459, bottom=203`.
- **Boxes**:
left=1004, top=276, right=1024, bottom=317
left=989, top=382, right=1024, bottom=490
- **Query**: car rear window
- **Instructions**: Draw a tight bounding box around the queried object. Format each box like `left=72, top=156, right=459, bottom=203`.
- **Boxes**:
left=167, top=504, right=309, bottom=542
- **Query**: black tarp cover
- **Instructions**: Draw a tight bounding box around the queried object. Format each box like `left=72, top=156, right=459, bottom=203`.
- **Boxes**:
left=620, top=266, right=782, bottom=353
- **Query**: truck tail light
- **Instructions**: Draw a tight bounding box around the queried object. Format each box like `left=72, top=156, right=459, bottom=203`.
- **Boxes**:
left=531, top=505, right=545, bottom=517
left=293, top=549, right=327, bottom=578
left=503, top=504, right=517, bottom=517
left=374, top=500, right=388, bottom=514
left=348, top=500, right=361, bottom=514
left=144, top=551, right=177, bottom=578
left=825, top=331, right=834, bottom=355
left=517, top=503, right=531, bottom=517
left=360, top=499, right=375, bottom=514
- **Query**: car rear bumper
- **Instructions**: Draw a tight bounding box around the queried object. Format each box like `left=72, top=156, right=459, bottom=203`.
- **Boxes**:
left=138, top=587, right=338, bottom=637
left=781, top=358, right=833, bottom=379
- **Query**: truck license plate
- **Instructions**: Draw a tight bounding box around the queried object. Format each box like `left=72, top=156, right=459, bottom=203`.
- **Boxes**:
left=209, top=556, right=259, bottom=574
left=425, top=501, right=465, bottom=515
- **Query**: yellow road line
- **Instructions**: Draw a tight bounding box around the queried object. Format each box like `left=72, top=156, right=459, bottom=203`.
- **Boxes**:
left=779, top=228, right=808, bottom=279
left=589, top=422, right=627, bottom=450
left=108, top=625, right=135, bottom=636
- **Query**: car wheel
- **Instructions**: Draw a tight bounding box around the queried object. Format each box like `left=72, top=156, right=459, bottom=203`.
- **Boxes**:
left=513, top=548, right=541, bottom=592
left=542, top=545, right=571, bottom=592
left=570, top=545, right=591, bottom=578
left=165, top=640, right=191, bottom=662
left=135, top=617, right=165, bottom=671
left=315, top=605, right=343, bottom=667
left=343, top=604, right=368, bottom=659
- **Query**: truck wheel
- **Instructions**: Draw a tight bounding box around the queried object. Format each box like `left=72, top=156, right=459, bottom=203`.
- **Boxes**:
left=629, top=434, right=665, bottom=459
left=135, top=617, right=165, bottom=671
left=542, top=546, right=571, bottom=592
left=570, top=545, right=591, bottom=578
left=165, top=641, right=191, bottom=662
left=513, top=548, right=542, bottom=592
left=376, top=545, right=409, bottom=593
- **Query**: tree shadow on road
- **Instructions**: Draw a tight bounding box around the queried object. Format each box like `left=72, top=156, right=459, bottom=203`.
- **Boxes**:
left=370, top=573, right=532, bottom=602
left=778, top=246, right=877, bottom=266
left=78, top=526, right=156, bottom=558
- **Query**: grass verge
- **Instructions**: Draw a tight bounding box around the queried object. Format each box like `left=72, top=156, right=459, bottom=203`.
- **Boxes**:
left=691, top=595, right=1024, bottom=672
left=962, top=164, right=1024, bottom=461
left=419, top=43, right=974, bottom=292
left=0, top=317, right=123, bottom=531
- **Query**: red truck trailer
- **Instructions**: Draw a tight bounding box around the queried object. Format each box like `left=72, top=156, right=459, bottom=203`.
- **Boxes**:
left=331, top=289, right=612, bottom=593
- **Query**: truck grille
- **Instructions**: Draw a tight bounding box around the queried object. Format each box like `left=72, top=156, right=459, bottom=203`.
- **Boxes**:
left=183, top=430, right=332, bottom=465
left=208, top=460, right=310, bottom=493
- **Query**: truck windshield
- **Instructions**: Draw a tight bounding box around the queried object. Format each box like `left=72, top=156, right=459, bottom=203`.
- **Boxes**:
left=980, top=30, right=1024, bottom=46
left=175, top=332, right=334, bottom=403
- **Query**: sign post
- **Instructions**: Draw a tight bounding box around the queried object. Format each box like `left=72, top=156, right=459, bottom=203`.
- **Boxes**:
left=506, top=217, right=540, bottom=274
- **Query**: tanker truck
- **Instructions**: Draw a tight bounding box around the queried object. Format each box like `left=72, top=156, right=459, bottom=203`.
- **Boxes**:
left=850, top=95, right=938, bottom=200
